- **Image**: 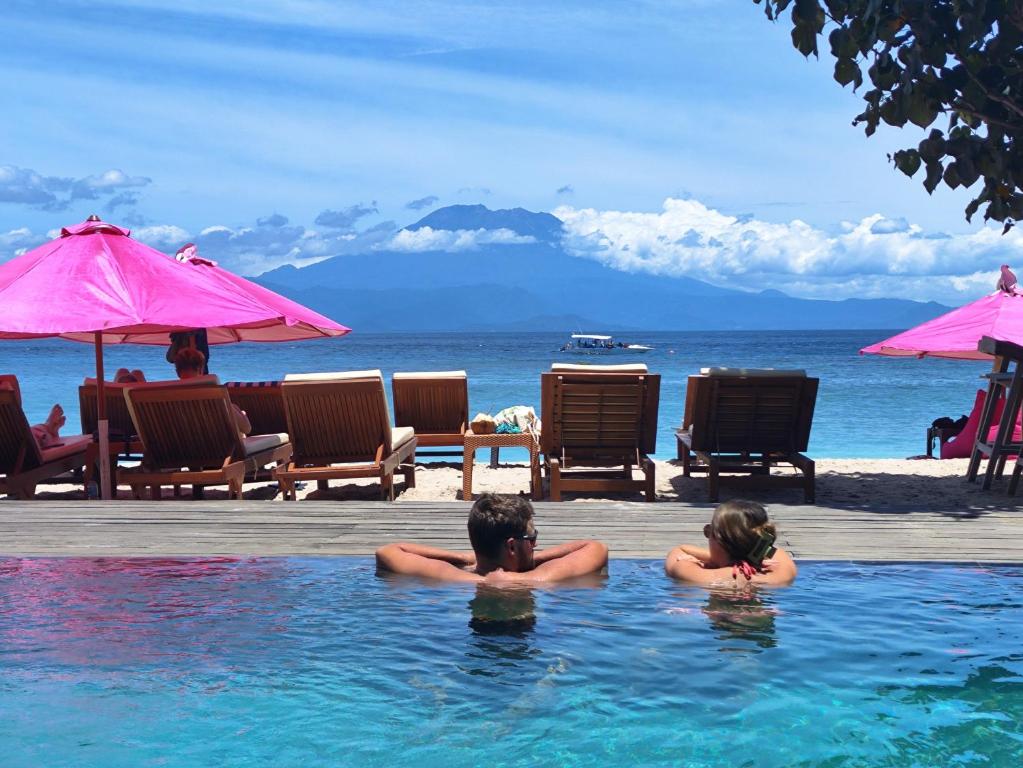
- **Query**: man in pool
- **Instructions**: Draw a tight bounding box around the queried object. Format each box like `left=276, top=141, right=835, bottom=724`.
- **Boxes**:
left=375, top=493, right=608, bottom=583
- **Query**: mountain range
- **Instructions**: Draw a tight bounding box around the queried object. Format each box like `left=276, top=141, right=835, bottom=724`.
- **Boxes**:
left=257, top=204, right=950, bottom=332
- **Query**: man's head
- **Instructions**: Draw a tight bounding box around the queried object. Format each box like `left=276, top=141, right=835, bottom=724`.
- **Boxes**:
left=468, top=493, right=537, bottom=571
left=174, top=348, right=206, bottom=379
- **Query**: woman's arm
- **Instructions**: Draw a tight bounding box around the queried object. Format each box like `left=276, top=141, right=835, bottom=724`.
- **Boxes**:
left=665, top=547, right=798, bottom=586
left=678, top=544, right=712, bottom=563
left=751, top=549, right=798, bottom=586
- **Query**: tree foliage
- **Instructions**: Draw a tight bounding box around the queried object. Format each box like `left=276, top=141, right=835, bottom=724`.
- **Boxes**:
left=756, top=0, right=1023, bottom=231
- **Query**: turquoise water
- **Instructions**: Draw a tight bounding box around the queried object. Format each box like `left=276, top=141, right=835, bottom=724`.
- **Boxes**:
left=0, top=330, right=989, bottom=458
left=0, top=558, right=1020, bottom=767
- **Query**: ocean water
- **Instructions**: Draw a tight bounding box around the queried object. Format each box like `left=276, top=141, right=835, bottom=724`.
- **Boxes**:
left=0, top=558, right=1020, bottom=767
left=0, top=330, right=989, bottom=458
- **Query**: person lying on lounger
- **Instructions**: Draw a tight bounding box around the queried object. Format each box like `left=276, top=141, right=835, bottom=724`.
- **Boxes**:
left=376, top=493, right=608, bottom=583
left=665, top=500, right=797, bottom=587
left=0, top=375, right=66, bottom=449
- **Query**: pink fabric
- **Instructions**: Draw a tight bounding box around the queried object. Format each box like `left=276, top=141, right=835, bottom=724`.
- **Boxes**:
left=0, top=217, right=349, bottom=344
left=861, top=289, right=1023, bottom=361
left=941, top=389, right=1022, bottom=459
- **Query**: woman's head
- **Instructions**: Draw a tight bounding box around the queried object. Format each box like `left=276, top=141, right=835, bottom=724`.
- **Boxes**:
left=174, top=348, right=206, bottom=378
left=705, top=500, right=776, bottom=565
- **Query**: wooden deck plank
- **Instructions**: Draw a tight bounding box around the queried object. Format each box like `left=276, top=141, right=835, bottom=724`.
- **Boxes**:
left=0, top=500, right=1020, bottom=562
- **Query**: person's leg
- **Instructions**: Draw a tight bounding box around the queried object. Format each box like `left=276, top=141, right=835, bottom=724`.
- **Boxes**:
left=32, top=404, right=66, bottom=448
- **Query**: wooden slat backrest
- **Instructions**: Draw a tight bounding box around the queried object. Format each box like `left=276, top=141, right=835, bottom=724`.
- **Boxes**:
left=0, top=390, right=40, bottom=472
left=685, top=374, right=818, bottom=453
left=392, top=375, right=468, bottom=435
left=541, top=372, right=660, bottom=457
left=225, top=383, right=288, bottom=436
left=79, top=385, right=137, bottom=438
left=126, top=384, right=243, bottom=470
left=282, top=377, right=391, bottom=465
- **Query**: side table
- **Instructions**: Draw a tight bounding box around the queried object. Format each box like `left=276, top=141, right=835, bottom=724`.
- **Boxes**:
left=462, top=429, right=542, bottom=500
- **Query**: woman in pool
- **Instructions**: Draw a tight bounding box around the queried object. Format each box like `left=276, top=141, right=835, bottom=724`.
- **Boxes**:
left=665, top=500, right=797, bottom=586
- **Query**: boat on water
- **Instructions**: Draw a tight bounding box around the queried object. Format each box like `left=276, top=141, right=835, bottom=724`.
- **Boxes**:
left=560, top=334, right=653, bottom=354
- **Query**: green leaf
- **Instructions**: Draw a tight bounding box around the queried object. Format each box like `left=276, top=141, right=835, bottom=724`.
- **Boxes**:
left=791, top=23, right=819, bottom=56
left=956, top=156, right=981, bottom=187
left=834, top=57, right=862, bottom=87
left=829, top=26, right=858, bottom=58
left=965, top=196, right=982, bottom=222
left=893, top=149, right=922, bottom=177
left=907, top=91, right=939, bottom=128
left=823, top=0, right=848, bottom=16
left=924, top=161, right=944, bottom=194
left=918, top=129, right=946, bottom=162
left=943, top=163, right=962, bottom=189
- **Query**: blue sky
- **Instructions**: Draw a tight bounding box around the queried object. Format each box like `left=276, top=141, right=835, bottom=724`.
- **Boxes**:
left=1, top=0, right=1019, bottom=303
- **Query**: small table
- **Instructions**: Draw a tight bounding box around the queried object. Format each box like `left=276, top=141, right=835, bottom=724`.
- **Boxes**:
left=462, top=430, right=542, bottom=500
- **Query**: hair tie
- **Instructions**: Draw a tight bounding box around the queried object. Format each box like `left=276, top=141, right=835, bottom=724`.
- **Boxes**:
left=732, top=560, right=756, bottom=581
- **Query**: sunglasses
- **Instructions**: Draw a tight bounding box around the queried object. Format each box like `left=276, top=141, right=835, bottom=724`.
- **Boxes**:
left=703, top=524, right=716, bottom=540
left=514, top=528, right=539, bottom=544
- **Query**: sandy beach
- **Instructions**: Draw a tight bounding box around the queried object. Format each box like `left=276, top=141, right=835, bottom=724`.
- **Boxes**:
left=21, top=457, right=1018, bottom=513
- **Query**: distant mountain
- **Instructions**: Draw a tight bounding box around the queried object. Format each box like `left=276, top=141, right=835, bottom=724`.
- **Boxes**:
left=408, top=204, right=565, bottom=243
left=258, top=205, right=952, bottom=332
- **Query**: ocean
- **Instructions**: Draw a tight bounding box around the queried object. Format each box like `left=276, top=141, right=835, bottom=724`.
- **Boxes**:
left=0, top=330, right=989, bottom=459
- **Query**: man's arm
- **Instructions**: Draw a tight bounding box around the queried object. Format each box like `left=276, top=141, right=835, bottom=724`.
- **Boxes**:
left=506, top=540, right=608, bottom=583
left=375, top=543, right=480, bottom=582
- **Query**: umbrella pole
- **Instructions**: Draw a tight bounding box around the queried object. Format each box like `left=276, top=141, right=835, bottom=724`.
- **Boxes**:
left=95, top=333, right=112, bottom=500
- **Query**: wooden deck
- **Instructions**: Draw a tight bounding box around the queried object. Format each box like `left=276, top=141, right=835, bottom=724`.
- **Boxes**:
left=1, top=500, right=1020, bottom=562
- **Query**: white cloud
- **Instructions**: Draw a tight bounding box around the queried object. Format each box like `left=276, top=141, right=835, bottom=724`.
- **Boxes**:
left=70, top=169, right=151, bottom=201
left=132, top=224, right=191, bottom=250
left=0, top=226, right=47, bottom=261
left=555, top=198, right=1023, bottom=304
left=0, top=165, right=151, bottom=211
left=385, top=226, right=535, bottom=252
left=0, top=166, right=67, bottom=206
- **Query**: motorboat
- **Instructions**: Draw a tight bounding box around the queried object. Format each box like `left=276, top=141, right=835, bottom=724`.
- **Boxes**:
left=560, top=334, right=653, bottom=354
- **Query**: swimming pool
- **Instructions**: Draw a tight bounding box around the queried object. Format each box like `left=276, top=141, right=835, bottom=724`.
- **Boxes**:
left=0, top=558, right=1020, bottom=767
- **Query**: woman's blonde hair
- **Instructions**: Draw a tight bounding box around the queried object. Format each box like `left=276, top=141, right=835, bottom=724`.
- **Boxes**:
left=709, top=500, right=776, bottom=563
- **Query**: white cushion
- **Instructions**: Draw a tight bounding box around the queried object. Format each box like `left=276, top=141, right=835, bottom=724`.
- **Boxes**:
left=390, top=426, right=415, bottom=451
left=392, top=370, right=466, bottom=380
left=242, top=432, right=289, bottom=456
left=285, top=369, right=383, bottom=383
left=551, top=363, right=649, bottom=373
left=699, top=367, right=806, bottom=377
left=39, top=434, right=92, bottom=463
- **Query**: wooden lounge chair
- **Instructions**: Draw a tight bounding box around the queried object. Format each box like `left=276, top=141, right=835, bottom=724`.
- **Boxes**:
left=80, top=375, right=225, bottom=495
left=79, top=379, right=144, bottom=494
left=225, top=381, right=288, bottom=435
left=540, top=363, right=660, bottom=501
left=675, top=368, right=818, bottom=503
left=0, top=376, right=91, bottom=499
left=392, top=370, right=468, bottom=458
left=276, top=370, right=417, bottom=500
left=120, top=382, right=292, bottom=500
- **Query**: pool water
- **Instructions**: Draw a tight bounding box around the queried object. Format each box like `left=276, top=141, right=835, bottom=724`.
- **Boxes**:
left=0, top=558, right=1020, bottom=767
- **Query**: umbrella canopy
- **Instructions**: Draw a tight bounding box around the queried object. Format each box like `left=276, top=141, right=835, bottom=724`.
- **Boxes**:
left=0, top=218, right=349, bottom=343
left=861, top=289, right=1023, bottom=361
left=0, top=216, right=349, bottom=498
left=172, top=243, right=346, bottom=343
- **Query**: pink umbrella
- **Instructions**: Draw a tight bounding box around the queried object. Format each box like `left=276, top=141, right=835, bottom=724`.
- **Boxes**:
left=861, top=284, right=1023, bottom=361
left=172, top=243, right=341, bottom=343
left=0, top=216, right=350, bottom=498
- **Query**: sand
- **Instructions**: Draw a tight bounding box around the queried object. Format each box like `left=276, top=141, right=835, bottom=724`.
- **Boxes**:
left=20, top=457, right=1020, bottom=513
